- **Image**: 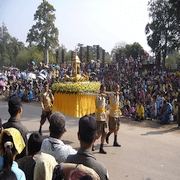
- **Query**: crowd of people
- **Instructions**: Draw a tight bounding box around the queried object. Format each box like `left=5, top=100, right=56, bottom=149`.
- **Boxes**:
left=84, top=57, right=180, bottom=127
left=0, top=55, right=180, bottom=179
left=0, top=57, right=180, bottom=126
left=0, top=95, right=108, bottom=180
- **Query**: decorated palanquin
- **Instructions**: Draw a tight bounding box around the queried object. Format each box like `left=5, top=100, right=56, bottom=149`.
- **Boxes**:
left=52, top=54, right=100, bottom=118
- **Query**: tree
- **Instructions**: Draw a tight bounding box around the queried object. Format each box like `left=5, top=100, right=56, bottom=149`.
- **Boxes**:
left=111, top=42, right=145, bottom=60
left=8, top=37, right=25, bottom=67
left=169, top=0, right=180, bottom=21
left=0, top=23, right=11, bottom=66
left=0, top=23, right=25, bottom=67
left=168, top=0, right=180, bottom=49
left=16, top=44, right=57, bottom=70
left=145, top=0, right=180, bottom=69
left=27, top=0, right=59, bottom=64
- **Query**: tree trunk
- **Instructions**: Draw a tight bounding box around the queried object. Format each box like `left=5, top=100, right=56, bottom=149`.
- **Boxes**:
left=162, top=32, right=168, bottom=70
left=44, top=49, right=49, bottom=64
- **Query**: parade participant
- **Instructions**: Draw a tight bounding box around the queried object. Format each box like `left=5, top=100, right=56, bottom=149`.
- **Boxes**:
left=95, top=84, right=108, bottom=154
left=106, top=84, right=121, bottom=147
left=38, top=82, right=54, bottom=135
left=3, top=96, right=28, bottom=159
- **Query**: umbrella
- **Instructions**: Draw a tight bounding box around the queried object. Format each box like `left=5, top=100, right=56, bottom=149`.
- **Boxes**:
left=9, top=74, right=16, bottom=80
left=55, top=65, right=60, bottom=70
left=90, top=72, right=97, bottom=76
left=15, top=72, right=21, bottom=78
left=90, top=60, right=95, bottom=63
left=10, top=74, right=15, bottom=77
left=0, top=75, right=8, bottom=81
left=39, top=73, right=46, bottom=79
left=21, top=72, right=26, bottom=79
left=87, top=69, right=91, bottom=73
left=39, top=70, right=48, bottom=77
left=26, top=72, right=36, bottom=80
left=30, top=60, right=35, bottom=65
left=0, top=80, right=6, bottom=87
left=38, top=75, right=46, bottom=80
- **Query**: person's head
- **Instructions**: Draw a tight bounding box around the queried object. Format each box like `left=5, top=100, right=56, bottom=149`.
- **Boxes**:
left=1, top=128, right=25, bottom=170
left=138, top=100, right=142, bottom=106
left=78, top=115, right=97, bottom=145
left=0, top=169, right=17, bottom=180
left=44, top=82, right=49, bottom=91
left=49, top=112, right=66, bottom=138
left=8, top=96, right=22, bottom=117
left=100, top=84, right=106, bottom=94
left=164, top=100, right=167, bottom=104
left=114, top=84, right=120, bottom=92
left=28, top=133, right=43, bottom=156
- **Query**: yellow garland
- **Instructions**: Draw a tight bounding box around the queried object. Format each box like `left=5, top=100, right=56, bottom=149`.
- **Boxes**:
left=52, top=82, right=101, bottom=94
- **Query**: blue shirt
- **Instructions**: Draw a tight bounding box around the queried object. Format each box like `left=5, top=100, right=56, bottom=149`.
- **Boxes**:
left=0, top=156, right=26, bottom=180
left=156, top=100, right=160, bottom=109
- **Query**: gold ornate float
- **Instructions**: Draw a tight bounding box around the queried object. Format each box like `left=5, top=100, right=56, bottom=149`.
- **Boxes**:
left=52, top=53, right=100, bottom=117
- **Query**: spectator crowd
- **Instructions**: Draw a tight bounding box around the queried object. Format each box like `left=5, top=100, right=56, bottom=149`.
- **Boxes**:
left=0, top=55, right=180, bottom=179
left=0, top=56, right=179, bottom=125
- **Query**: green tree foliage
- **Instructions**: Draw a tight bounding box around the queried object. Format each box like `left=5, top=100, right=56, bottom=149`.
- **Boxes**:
left=27, top=0, right=59, bottom=64
left=111, top=42, right=145, bottom=60
left=0, top=23, right=25, bottom=67
left=16, top=45, right=44, bottom=70
left=145, top=0, right=180, bottom=69
left=165, top=55, right=177, bottom=69
left=169, top=0, right=180, bottom=21
left=111, top=41, right=126, bottom=56
left=65, top=50, right=72, bottom=63
left=165, top=50, right=180, bottom=69
left=16, top=45, right=56, bottom=70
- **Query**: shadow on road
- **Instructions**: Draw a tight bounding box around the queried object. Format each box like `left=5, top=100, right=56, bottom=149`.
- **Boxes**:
left=121, top=117, right=180, bottom=135
left=140, top=127, right=178, bottom=136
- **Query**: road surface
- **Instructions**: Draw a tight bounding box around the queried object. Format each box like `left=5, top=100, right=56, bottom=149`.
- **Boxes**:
left=0, top=99, right=180, bottom=180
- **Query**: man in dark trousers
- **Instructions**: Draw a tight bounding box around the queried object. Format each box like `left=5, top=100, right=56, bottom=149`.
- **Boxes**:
left=3, top=95, right=28, bottom=159
left=106, top=84, right=121, bottom=147
left=38, top=82, right=54, bottom=135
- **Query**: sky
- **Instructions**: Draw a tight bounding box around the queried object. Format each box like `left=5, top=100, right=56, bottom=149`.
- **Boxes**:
left=0, top=0, right=151, bottom=54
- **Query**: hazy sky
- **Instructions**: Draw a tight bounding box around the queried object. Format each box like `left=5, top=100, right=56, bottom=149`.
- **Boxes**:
left=0, top=0, right=150, bottom=53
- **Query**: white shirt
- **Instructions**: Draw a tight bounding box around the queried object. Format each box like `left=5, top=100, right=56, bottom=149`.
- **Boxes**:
left=33, top=152, right=57, bottom=180
left=40, top=137, right=77, bottom=163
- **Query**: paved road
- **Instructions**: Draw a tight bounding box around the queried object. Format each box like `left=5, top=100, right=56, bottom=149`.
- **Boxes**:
left=0, top=99, right=180, bottom=180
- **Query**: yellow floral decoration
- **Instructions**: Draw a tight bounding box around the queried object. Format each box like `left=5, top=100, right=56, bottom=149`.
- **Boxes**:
left=52, top=82, right=100, bottom=94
